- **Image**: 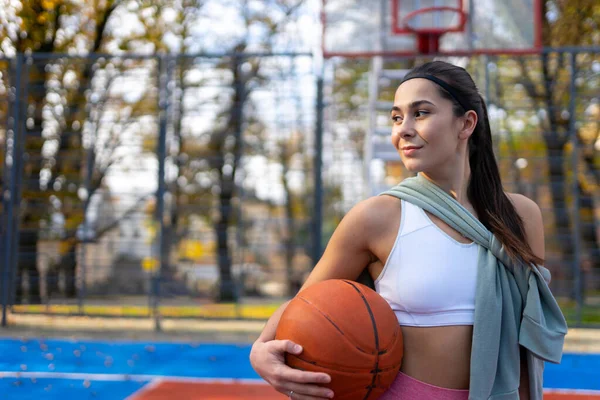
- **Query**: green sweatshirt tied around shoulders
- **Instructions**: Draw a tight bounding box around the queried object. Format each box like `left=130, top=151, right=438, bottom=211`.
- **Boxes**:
left=380, top=173, right=568, bottom=400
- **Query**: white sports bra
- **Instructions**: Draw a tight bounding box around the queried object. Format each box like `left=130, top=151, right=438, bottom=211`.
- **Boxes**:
left=375, top=200, right=479, bottom=327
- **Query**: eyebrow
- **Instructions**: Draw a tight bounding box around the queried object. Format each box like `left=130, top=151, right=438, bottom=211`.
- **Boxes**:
left=391, top=100, right=436, bottom=113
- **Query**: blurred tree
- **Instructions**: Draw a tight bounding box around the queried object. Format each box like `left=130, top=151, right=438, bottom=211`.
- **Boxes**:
left=0, top=0, right=166, bottom=303
left=135, top=0, right=309, bottom=301
left=513, top=0, right=600, bottom=276
left=0, top=0, right=122, bottom=303
left=170, top=0, right=306, bottom=301
left=210, top=1, right=306, bottom=302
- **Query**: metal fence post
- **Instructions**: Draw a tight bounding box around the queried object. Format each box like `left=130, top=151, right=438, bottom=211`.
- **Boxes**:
left=153, top=55, right=169, bottom=331
left=2, top=54, right=22, bottom=326
left=568, top=51, right=583, bottom=326
left=10, top=55, right=31, bottom=307
left=311, top=77, right=324, bottom=267
left=78, top=88, right=96, bottom=314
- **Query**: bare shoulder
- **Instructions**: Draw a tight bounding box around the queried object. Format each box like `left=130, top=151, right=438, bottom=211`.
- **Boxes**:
left=300, top=195, right=401, bottom=288
left=505, top=192, right=545, bottom=259
left=506, top=193, right=543, bottom=225
left=348, top=195, right=402, bottom=233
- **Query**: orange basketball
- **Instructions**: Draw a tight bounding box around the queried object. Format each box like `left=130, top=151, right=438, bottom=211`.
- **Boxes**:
left=275, top=279, right=403, bottom=400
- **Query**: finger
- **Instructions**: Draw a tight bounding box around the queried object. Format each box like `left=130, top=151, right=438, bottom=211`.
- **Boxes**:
left=273, top=340, right=303, bottom=355
left=279, top=388, right=331, bottom=400
left=279, top=367, right=331, bottom=385
left=285, top=382, right=334, bottom=399
left=288, top=392, right=331, bottom=400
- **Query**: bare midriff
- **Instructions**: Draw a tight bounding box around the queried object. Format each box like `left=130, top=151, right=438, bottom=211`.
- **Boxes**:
left=368, top=261, right=473, bottom=390
left=399, top=325, right=473, bottom=390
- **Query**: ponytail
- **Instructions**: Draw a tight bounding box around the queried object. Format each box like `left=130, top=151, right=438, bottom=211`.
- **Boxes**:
left=468, top=96, right=543, bottom=266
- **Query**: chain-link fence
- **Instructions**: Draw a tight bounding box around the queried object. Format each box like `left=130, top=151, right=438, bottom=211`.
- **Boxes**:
left=0, top=52, right=323, bottom=325
left=1, top=49, right=599, bottom=328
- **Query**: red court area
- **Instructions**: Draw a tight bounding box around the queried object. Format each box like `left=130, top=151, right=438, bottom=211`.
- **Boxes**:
left=545, top=395, right=600, bottom=400
left=131, top=381, right=287, bottom=399
left=129, top=381, right=600, bottom=400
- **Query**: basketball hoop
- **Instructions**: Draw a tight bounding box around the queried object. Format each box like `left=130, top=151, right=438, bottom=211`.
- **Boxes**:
left=321, top=0, right=542, bottom=58
left=401, top=6, right=467, bottom=55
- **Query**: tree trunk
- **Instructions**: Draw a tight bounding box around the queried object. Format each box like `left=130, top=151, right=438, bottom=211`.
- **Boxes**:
left=216, top=182, right=237, bottom=302
left=15, top=228, right=41, bottom=304
left=215, top=56, right=247, bottom=302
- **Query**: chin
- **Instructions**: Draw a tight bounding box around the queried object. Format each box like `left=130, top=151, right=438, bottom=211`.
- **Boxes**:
left=401, top=159, right=423, bottom=173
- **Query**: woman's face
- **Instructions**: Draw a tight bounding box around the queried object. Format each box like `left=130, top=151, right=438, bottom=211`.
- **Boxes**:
left=390, top=78, right=470, bottom=174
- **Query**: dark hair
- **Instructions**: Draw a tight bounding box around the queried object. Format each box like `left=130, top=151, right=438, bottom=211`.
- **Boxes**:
left=403, top=61, right=543, bottom=266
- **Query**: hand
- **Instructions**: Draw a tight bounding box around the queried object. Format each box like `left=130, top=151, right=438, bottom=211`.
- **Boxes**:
left=250, top=339, right=334, bottom=399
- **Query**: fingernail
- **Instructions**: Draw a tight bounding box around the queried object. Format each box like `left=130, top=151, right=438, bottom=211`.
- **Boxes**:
left=327, top=391, right=334, bottom=398
left=294, top=345, right=302, bottom=352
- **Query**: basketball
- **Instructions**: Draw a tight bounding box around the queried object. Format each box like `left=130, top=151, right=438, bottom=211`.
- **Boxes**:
left=275, top=279, right=404, bottom=400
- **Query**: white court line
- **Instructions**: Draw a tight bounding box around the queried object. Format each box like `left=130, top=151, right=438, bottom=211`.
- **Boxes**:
left=125, top=378, right=163, bottom=400
left=0, top=371, right=268, bottom=385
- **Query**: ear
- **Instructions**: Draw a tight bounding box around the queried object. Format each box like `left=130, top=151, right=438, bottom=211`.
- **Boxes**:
left=458, top=110, right=478, bottom=140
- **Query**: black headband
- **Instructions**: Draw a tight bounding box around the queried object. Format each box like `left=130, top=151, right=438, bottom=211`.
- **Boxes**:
left=401, top=74, right=473, bottom=112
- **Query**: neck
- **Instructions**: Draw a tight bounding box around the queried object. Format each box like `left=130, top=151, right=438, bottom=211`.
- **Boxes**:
left=419, top=159, right=472, bottom=206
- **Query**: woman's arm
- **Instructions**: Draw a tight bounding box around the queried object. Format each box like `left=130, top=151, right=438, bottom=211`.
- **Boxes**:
left=249, top=196, right=398, bottom=400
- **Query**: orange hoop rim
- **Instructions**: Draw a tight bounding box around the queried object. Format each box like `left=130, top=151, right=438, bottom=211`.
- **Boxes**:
left=401, top=6, right=467, bottom=35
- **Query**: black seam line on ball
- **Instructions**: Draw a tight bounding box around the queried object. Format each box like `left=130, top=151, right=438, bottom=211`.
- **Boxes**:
left=298, top=296, right=345, bottom=336
left=342, top=281, right=380, bottom=400
left=289, top=354, right=318, bottom=365
left=289, top=354, right=400, bottom=373
left=297, top=296, right=373, bottom=355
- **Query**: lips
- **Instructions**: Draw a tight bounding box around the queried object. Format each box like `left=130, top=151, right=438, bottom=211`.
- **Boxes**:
left=400, top=145, right=422, bottom=156
left=401, top=146, right=422, bottom=150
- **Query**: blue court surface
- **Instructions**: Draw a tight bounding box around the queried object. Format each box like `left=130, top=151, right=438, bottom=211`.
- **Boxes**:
left=0, top=338, right=598, bottom=399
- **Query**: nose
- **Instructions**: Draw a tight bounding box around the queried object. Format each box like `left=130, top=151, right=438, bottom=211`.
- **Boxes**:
left=391, top=118, right=416, bottom=147
left=398, top=117, right=416, bottom=138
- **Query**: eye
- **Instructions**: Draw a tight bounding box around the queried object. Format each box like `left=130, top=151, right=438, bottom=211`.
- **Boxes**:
left=415, top=110, right=429, bottom=118
left=391, top=115, right=403, bottom=123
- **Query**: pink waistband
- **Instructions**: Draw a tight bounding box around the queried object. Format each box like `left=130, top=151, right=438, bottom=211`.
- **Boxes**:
left=378, top=371, right=469, bottom=400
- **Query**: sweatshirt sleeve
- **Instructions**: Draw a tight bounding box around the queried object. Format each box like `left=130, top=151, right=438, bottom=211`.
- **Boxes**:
left=518, top=267, right=568, bottom=364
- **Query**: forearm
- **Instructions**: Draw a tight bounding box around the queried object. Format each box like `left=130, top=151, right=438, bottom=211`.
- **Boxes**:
left=255, top=300, right=292, bottom=344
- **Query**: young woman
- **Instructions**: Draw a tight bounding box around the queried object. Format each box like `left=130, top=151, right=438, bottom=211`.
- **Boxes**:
left=249, top=61, right=566, bottom=400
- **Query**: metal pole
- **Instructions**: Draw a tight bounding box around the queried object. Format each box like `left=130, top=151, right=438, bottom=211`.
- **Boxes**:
left=483, top=55, right=491, bottom=106
left=2, top=55, right=22, bottom=326
left=233, top=56, right=249, bottom=308
left=227, top=54, right=245, bottom=302
left=363, top=0, right=385, bottom=197
left=153, top=55, right=169, bottom=331
left=78, top=109, right=96, bottom=315
left=568, top=51, right=583, bottom=326
left=0, top=80, right=8, bottom=321
left=10, top=55, right=30, bottom=307
left=467, top=0, right=475, bottom=52
left=311, top=77, right=324, bottom=267
left=366, top=56, right=382, bottom=198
